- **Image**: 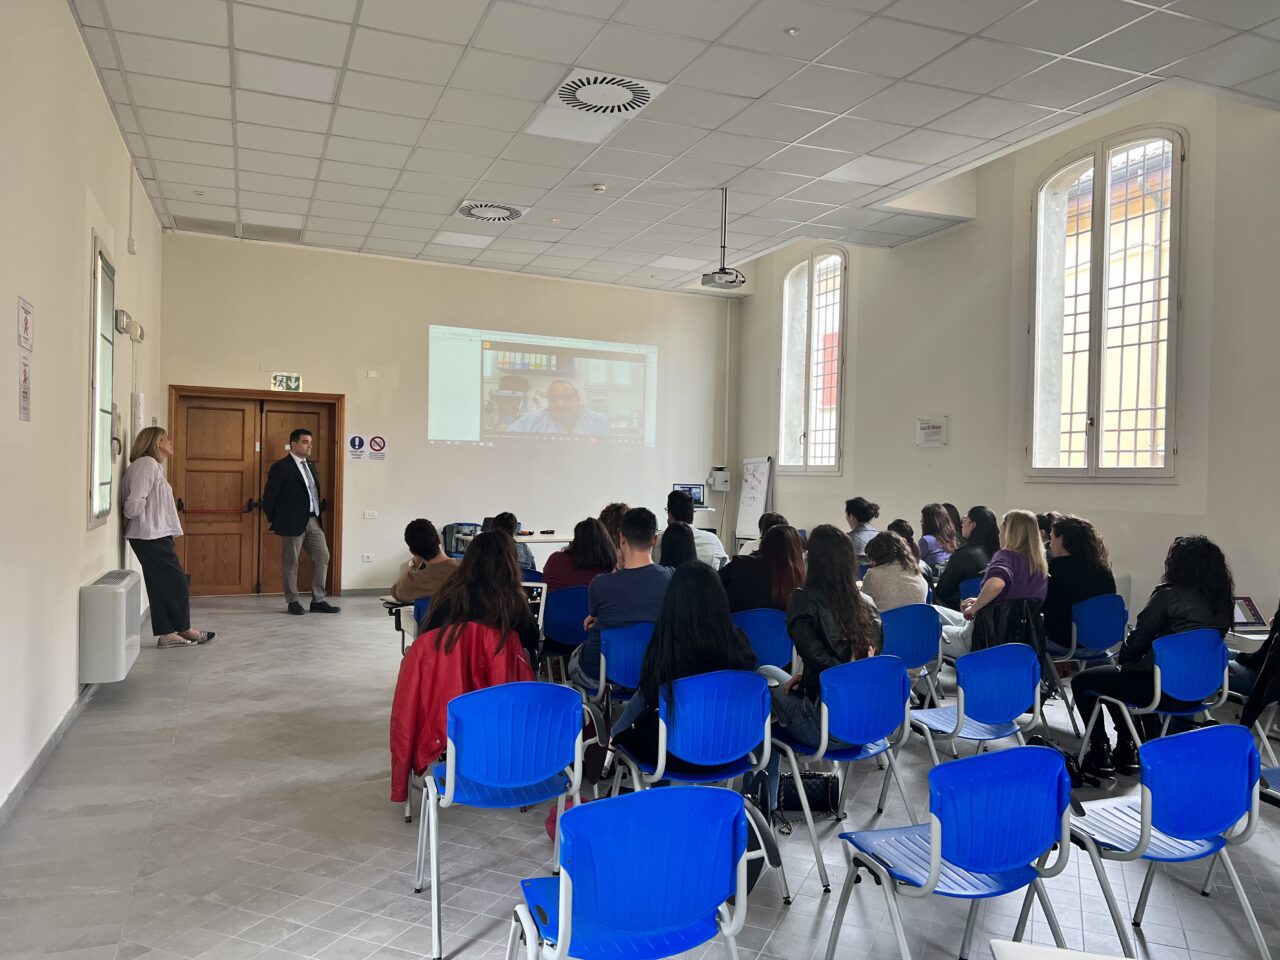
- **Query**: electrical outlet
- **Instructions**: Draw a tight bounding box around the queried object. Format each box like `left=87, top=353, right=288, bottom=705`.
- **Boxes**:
left=361, top=553, right=374, bottom=562
left=367, top=369, right=380, bottom=378
left=363, top=510, right=378, bottom=519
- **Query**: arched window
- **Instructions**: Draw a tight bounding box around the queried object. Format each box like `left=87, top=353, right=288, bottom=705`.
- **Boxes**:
left=779, top=249, right=845, bottom=472
left=1030, top=130, right=1183, bottom=478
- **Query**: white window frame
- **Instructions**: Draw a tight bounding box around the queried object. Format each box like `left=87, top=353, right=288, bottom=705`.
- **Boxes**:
left=88, top=234, right=116, bottom=529
left=778, top=247, right=847, bottom=476
left=1026, top=125, right=1185, bottom=483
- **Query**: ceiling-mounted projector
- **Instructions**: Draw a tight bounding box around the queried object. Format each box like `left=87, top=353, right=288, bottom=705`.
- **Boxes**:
left=702, top=187, right=746, bottom=290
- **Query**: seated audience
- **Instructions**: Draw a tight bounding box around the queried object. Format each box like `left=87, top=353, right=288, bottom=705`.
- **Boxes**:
left=664, top=489, right=729, bottom=570
left=659, top=522, right=698, bottom=569
left=568, top=508, right=673, bottom=689
left=751, top=525, right=882, bottom=809
left=392, top=519, right=460, bottom=602
left=1042, top=515, right=1117, bottom=651
left=491, top=511, right=536, bottom=571
left=719, top=524, right=806, bottom=613
left=389, top=531, right=537, bottom=802
left=598, top=502, right=629, bottom=549
left=543, top=518, right=616, bottom=591
left=738, top=511, right=787, bottom=556
left=935, top=509, right=1048, bottom=653
left=1037, top=512, right=1061, bottom=554
left=887, top=518, right=931, bottom=577
left=934, top=506, right=999, bottom=610
left=944, top=503, right=965, bottom=547
left=610, top=563, right=758, bottom=771
left=1072, top=536, right=1234, bottom=778
left=861, top=532, right=929, bottom=612
left=918, top=502, right=958, bottom=571
left=845, top=496, right=880, bottom=563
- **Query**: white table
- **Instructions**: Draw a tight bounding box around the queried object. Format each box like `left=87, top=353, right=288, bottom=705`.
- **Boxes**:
left=454, top=532, right=571, bottom=551
left=1228, top=628, right=1269, bottom=655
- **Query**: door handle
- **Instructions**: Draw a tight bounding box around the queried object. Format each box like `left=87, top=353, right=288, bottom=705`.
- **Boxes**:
left=176, top=497, right=185, bottom=512
left=245, top=498, right=258, bottom=512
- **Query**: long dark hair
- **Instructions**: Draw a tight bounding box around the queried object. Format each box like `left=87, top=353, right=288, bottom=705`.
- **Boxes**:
left=1163, top=535, right=1234, bottom=618
left=887, top=519, right=920, bottom=560
left=421, top=531, right=527, bottom=653
left=965, top=505, right=1000, bottom=555
left=866, top=531, right=916, bottom=572
left=660, top=522, right=697, bottom=568
left=640, top=562, right=755, bottom=713
left=943, top=503, right=964, bottom=541
left=598, top=502, right=628, bottom=546
left=1051, top=515, right=1110, bottom=571
left=920, top=503, right=957, bottom=551
left=759, top=525, right=805, bottom=606
left=564, top=517, right=616, bottom=570
left=805, top=525, right=876, bottom=660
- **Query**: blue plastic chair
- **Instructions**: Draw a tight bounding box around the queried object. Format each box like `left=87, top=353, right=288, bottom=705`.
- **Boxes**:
left=1048, top=593, right=1127, bottom=735
left=731, top=608, right=793, bottom=669
left=1070, top=726, right=1267, bottom=960
left=959, top=576, right=983, bottom=601
left=580, top=622, right=655, bottom=705
left=911, top=643, right=1042, bottom=766
left=857, top=563, right=870, bottom=580
left=541, top=586, right=589, bottom=657
left=880, top=604, right=944, bottom=705
left=827, top=747, right=1072, bottom=960
left=509, top=787, right=751, bottom=960
left=521, top=568, right=543, bottom=583
left=1075, top=628, right=1229, bottom=765
left=412, top=596, right=431, bottom=630
left=613, top=670, right=771, bottom=792
left=414, top=682, right=586, bottom=960
left=772, top=656, right=916, bottom=892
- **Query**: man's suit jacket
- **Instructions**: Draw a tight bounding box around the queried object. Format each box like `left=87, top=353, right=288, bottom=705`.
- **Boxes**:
left=262, top=455, right=322, bottom=537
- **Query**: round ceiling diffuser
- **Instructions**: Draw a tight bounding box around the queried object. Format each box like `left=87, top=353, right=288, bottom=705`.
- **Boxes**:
left=557, top=74, right=652, bottom=114
left=457, top=202, right=523, bottom=223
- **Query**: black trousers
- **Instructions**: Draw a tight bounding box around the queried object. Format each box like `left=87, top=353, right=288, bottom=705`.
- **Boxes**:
left=128, top=536, right=191, bottom=636
left=1071, top=664, right=1201, bottom=747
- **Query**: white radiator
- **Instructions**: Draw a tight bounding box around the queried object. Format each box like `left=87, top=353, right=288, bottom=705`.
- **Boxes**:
left=79, top=569, right=141, bottom=683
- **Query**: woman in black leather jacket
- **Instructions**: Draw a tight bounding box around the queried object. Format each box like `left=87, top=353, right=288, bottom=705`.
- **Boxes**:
left=1072, top=535, right=1233, bottom=778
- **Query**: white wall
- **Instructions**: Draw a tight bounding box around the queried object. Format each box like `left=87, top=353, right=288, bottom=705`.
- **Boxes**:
left=0, top=0, right=164, bottom=804
left=734, top=87, right=1280, bottom=614
left=160, top=235, right=734, bottom=589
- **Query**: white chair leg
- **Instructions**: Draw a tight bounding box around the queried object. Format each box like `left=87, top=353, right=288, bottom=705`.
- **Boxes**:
left=505, top=916, right=522, bottom=960
left=428, top=785, right=443, bottom=960
left=404, top=797, right=412, bottom=823
left=1060, top=672, right=1083, bottom=737
left=958, top=899, right=980, bottom=960
left=550, top=793, right=566, bottom=875
left=413, top=784, right=431, bottom=893
left=876, top=754, right=894, bottom=814
left=1219, top=850, right=1272, bottom=960
left=1132, top=860, right=1158, bottom=926
left=514, top=904, right=540, bottom=960
left=1034, top=879, right=1067, bottom=948
left=777, top=855, right=793, bottom=906
left=1159, top=715, right=1172, bottom=737
left=880, top=875, right=913, bottom=960
left=783, top=746, right=830, bottom=891
left=1077, top=701, right=1105, bottom=764
left=1200, top=854, right=1218, bottom=896
left=1081, top=837, right=1136, bottom=959
left=921, top=727, right=941, bottom=767
left=1013, top=883, right=1036, bottom=941
left=824, top=849, right=859, bottom=960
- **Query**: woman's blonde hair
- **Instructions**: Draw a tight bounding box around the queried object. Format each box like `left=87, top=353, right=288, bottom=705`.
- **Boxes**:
left=130, top=426, right=167, bottom=463
left=1001, top=509, right=1049, bottom=578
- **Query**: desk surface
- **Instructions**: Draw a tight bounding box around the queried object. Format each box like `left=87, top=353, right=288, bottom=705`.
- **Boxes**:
left=454, top=532, right=571, bottom=545
left=990, top=941, right=1115, bottom=960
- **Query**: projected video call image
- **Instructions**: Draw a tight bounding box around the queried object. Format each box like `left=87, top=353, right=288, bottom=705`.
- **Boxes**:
left=428, top=326, right=658, bottom=448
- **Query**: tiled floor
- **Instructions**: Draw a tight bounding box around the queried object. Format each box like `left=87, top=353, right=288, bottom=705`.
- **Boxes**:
left=1, top=597, right=1277, bottom=960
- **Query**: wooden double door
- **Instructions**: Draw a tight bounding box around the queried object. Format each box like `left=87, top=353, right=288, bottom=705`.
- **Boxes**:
left=169, top=388, right=344, bottom=597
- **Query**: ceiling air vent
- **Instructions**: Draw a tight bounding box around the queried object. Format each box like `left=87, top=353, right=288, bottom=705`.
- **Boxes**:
left=171, top=216, right=237, bottom=237
left=457, top=201, right=524, bottom=223
left=527, top=69, right=666, bottom=144
left=557, top=74, right=653, bottom=114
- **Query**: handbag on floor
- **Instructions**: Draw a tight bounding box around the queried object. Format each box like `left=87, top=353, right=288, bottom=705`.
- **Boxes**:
left=779, top=770, right=841, bottom=814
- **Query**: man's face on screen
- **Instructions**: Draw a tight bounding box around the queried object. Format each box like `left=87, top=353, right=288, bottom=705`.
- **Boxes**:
left=547, top=382, right=581, bottom=428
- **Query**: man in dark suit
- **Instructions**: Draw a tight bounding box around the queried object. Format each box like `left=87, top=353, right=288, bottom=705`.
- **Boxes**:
left=262, top=428, right=340, bottom=615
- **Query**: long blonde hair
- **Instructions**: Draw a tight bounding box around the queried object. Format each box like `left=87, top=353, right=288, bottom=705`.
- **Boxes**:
left=130, top=426, right=167, bottom=463
left=1001, top=509, right=1049, bottom=578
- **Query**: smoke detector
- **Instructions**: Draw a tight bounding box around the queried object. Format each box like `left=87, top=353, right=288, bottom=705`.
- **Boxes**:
left=456, top=201, right=524, bottom=223
left=526, top=68, right=666, bottom=144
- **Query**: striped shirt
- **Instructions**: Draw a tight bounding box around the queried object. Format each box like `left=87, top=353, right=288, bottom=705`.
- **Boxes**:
left=121, top=456, right=183, bottom=540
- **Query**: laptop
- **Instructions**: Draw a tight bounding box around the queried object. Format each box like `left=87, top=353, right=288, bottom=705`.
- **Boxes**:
left=1233, top=596, right=1268, bottom=633
left=672, top=482, right=706, bottom=507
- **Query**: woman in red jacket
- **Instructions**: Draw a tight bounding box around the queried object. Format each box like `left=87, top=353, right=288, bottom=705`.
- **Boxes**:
left=389, top=531, right=538, bottom=802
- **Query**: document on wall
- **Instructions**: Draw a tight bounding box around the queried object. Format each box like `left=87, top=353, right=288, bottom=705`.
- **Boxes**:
left=18, top=350, right=31, bottom=421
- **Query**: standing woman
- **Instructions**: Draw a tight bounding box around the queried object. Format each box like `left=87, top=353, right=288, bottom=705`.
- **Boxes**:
left=918, top=503, right=958, bottom=572
left=121, top=427, right=215, bottom=648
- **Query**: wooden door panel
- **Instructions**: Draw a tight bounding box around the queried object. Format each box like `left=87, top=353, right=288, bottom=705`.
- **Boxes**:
left=173, top=399, right=259, bottom=596
left=258, top=405, right=333, bottom=596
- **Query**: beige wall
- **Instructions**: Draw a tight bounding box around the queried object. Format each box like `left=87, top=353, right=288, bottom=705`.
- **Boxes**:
left=734, top=88, right=1280, bottom=613
left=160, top=236, right=733, bottom=589
left=0, top=0, right=164, bottom=804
